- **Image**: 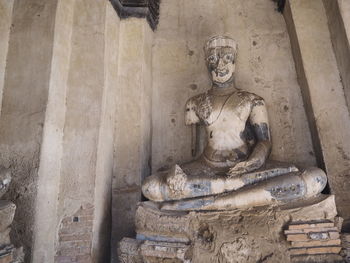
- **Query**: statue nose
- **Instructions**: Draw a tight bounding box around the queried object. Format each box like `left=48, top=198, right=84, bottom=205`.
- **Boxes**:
left=217, top=58, right=225, bottom=70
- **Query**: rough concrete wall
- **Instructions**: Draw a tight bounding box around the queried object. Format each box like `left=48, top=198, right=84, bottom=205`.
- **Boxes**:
left=151, top=0, right=316, bottom=173
left=323, top=0, right=350, bottom=112
left=0, top=0, right=57, bottom=260
left=0, top=0, right=14, bottom=117
left=284, top=0, right=350, bottom=223
left=112, top=18, right=153, bottom=262
left=32, top=0, right=75, bottom=261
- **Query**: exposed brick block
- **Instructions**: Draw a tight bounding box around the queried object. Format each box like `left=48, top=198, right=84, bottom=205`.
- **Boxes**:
left=287, top=231, right=340, bottom=241
left=289, top=222, right=334, bottom=230
left=291, top=239, right=341, bottom=248
left=55, top=203, right=94, bottom=263
left=0, top=254, right=13, bottom=263
left=285, top=227, right=338, bottom=234
left=289, top=246, right=341, bottom=255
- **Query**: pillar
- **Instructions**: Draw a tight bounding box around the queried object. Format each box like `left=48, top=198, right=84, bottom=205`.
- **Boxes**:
left=111, top=18, right=153, bottom=262
left=284, top=0, right=350, bottom=225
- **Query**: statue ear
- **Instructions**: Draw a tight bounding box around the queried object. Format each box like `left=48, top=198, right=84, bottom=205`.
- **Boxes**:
left=185, top=99, right=200, bottom=125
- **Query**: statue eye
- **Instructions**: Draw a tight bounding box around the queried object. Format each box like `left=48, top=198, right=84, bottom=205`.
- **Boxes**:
left=224, top=54, right=233, bottom=62
left=207, top=55, right=218, bottom=64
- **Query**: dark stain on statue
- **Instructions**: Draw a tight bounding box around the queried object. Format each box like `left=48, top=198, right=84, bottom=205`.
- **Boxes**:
left=173, top=197, right=214, bottom=210
left=240, top=122, right=256, bottom=146
left=252, top=123, right=269, bottom=141
left=189, top=181, right=211, bottom=197
left=241, top=169, right=282, bottom=185
left=234, top=149, right=247, bottom=160
left=252, top=99, right=265, bottom=107
left=266, top=175, right=305, bottom=201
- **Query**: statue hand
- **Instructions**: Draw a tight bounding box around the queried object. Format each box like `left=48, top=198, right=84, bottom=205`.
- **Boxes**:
left=227, top=161, right=250, bottom=177
left=227, top=159, right=262, bottom=177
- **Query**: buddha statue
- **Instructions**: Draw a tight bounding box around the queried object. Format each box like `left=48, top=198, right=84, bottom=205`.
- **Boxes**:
left=142, top=36, right=327, bottom=211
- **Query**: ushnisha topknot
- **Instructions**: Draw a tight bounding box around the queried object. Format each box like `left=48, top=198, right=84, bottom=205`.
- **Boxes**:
left=204, top=35, right=238, bottom=57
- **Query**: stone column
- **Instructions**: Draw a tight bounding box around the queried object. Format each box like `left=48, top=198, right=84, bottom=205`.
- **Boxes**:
left=0, top=0, right=14, bottom=116
left=0, top=0, right=122, bottom=261
left=0, top=0, right=58, bottom=260
left=31, top=0, right=74, bottom=262
left=284, top=0, right=350, bottom=225
left=53, top=1, right=120, bottom=263
left=112, top=18, right=153, bottom=262
left=323, top=0, right=350, bottom=111
left=92, top=3, right=120, bottom=263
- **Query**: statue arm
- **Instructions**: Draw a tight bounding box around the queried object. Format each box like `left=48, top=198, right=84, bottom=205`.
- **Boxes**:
left=228, top=98, right=271, bottom=176
left=246, top=98, right=272, bottom=166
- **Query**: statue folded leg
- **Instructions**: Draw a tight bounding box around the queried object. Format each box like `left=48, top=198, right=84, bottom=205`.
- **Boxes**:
left=142, top=159, right=299, bottom=202
left=160, top=167, right=327, bottom=211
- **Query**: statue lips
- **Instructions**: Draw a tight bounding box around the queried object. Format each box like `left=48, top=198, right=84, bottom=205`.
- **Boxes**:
left=216, top=69, right=229, bottom=77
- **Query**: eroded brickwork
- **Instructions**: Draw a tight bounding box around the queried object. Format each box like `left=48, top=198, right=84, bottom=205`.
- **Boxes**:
left=55, top=204, right=94, bottom=263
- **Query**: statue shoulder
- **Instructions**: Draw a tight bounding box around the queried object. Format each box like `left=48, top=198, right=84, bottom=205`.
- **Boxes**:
left=186, top=92, right=208, bottom=106
left=185, top=92, right=211, bottom=124
left=237, top=90, right=265, bottom=106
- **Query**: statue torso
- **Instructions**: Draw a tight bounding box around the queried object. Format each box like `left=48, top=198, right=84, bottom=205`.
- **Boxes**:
left=188, top=90, right=259, bottom=168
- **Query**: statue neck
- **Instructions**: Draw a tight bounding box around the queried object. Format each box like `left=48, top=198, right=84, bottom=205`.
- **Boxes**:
left=209, top=81, right=238, bottom=96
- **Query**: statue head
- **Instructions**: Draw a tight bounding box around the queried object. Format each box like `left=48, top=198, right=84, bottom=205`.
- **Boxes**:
left=204, top=36, right=237, bottom=86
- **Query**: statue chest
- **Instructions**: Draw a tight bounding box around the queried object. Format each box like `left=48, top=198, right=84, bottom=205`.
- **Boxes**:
left=196, top=93, right=252, bottom=128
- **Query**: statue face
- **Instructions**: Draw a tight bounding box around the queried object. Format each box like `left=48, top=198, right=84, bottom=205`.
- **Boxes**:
left=206, top=47, right=235, bottom=84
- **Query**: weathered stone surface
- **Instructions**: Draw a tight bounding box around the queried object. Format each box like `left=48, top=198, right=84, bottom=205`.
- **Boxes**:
left=134, top=195, right=337, bottom=262
left=0, top=168, right=11, bottom=199
left=280, top=194, right=337, bottom=222
left=135, top=202, right=191, bottom=243
left=140, top=241, right=191, bottom=261
left=0, top=228, right=10, bottom=245
left=118, top=238, right=142, bottom=263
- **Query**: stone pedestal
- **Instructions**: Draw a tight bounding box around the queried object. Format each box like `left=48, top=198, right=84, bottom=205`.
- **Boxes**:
left=119, top=195, right=345, bottom=262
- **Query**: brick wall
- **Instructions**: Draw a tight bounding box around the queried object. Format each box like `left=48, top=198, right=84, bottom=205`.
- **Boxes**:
left=55, top=204, right=94, bottom=263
